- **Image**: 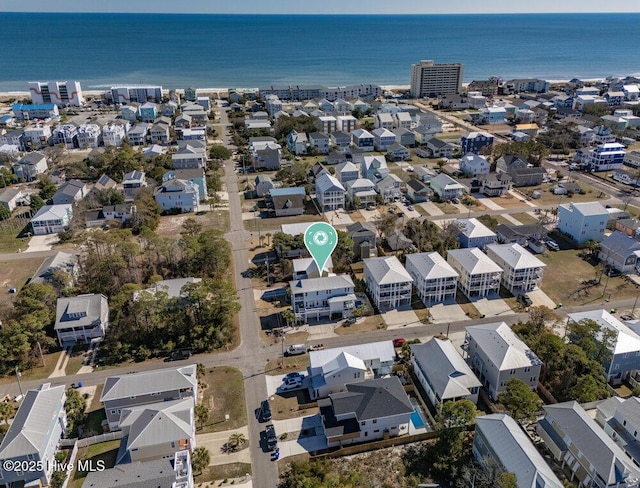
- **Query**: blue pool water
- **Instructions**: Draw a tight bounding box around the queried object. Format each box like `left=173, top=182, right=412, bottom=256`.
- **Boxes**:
left=410, top=408, right=425, bottom=429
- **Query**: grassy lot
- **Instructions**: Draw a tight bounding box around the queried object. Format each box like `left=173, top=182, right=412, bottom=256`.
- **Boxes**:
left=455, top=292, right=482, bottom=319
left=334, top=315, right=386, bottom=336
left=539, top=249, right=640, bottom=306
left=199, top=366, right=247, bottom=434
left=196, top=463, right=252, bottom=485
left=265, top=353, right=310, bottom=376
left=0, top=225, right=31, bottom=253
left=487, top=195, right=531, bottom=210
left=434, top=202, right=460, bottom=214
left=65, top=351, right=86, bottom=376
left=155, top=209, right=231, bottom=237
left=81, top=383, right=106, bottom=436
left=524, top=182, right=605, bottom=206
left=0, top=350, right=64, bottom=385
left=510, top=212, right=540, bottom=225
left=0, top=256, right=44, bottom=309
left=244, top=213, right=323, bottom=233
left=68, top=440, right=119, bottom=488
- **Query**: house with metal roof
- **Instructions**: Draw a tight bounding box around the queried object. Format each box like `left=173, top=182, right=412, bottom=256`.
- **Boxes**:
left=30, top=204, right=73, bottom=235
left=101, top=365, right=198, bottom=431
left=0, top=384, right=67, bottom=487
left=372, top=127, right=396, bottom=151
left=55, top=293, right=109, bottom=346
left=308, top=340, right=396, bottom=399
left=486, top=243, right=546, bottom=294
left=463, top=322, right=542, bottom=400
left=473, top=414, right=563, bottom=488
left=0, top=187, right=28, bottom=212
left=154, top=179, right=199, bottom=213
left=412, top=338, right=481, bottom=407
left=82, top=450, right=193, bottom=488
left=447, top=247, right=502, bottom=299
left=405, top=252, right=459, bottom=305
left=292, top=256, right=334, bottom=280
left=558, top=201, right=608, bottom=244
left=316, top=173, right=345, bottom=212
left=459, top=152, right=490, bottom=177
left=538, top=401, right=640, bottom=488
left=376, top=173, right=403, bottom=202
left=597, top=396, right=640, bottom=467
left=318, top=377, right=413, bottom=447
left=567, top=309, right=640, bottom=384
left=115, top=398, right=195, bottom=464
left=30, top=251, right=79, bottom=286
left=346, top=178, right=377, bottom=207
left=361, top=155, right=389, bottom=181
left=455, top=217, right=497, bottom=249
left=351, top=129, right=374, bottom=151
left=363, top=256, right=413, bottom=310
left=289, top=275, right=356, bottom=322
left=430, top=173, right=465, bottom=201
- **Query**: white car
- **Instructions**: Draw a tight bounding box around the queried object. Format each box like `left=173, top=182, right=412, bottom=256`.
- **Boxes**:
left=281, top=378, right=303, bottom=391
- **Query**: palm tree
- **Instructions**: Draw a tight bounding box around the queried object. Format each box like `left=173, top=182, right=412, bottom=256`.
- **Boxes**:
left=191, top=446, right=210, bottom=475
left=228, top=432, right=247, bottom=451
left=194, top=403, right=209, bottom=430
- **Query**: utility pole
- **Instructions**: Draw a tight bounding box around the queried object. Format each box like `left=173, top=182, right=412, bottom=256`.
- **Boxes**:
left=281, top=334, right=285, bottom=369
left=15, top=367, right=24, bottom=398
left=37, top=341, right=45, bottom=367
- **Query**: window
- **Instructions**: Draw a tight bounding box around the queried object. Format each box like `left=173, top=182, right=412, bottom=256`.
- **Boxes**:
left=361, top=421, right=365, bottom=426
left=110, top=409, right=117, bottom=415
left=373, top=419, right=377, bottom=424
left=364, top=432, right=368, bottom=437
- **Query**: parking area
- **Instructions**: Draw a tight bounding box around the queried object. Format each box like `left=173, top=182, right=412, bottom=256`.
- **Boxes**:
left=380, top=308, right=421, bottom=329
left=393, top=202, right=421, bottom=219
left=25, top=234, right=57, bottom=252
left=265, top=370, right=308, bottom=397
left=358, top=208, right=382, bottom=221
left=419, top=201, right=444, bottom=216
left=429, top=302, right=469, bottom=324
left=472, top=296, right=512, bottom=317
left=323, top=209, right=354, bottom=229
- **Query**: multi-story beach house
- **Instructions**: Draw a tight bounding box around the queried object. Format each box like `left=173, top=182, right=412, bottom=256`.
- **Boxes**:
left=316, top=173, right=345, bottom=211
left=289, top=275, right=356, bottom=322
left=54, top=293, right=109, bottom=346
left=405, top=252, right=459, bottom=305
left=486, top=243, right=546, bottom=295
left=455, top=218, right=497, bottom=249
left=447, top=247, right=502, bottom=299
left=557, top=201, right=608, bottom=244
left=154, top=179, right=199, bottom=212
left=29, top=80, right=84, bottom=106
left=364, top=256, right=413, bottom=310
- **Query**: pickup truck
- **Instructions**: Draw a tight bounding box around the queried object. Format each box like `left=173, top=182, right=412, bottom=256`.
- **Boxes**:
left=166, top=349, right=192, bottom=361
left=265, top=424, right=278, bottom=451
left=285, top=344, right=307, bottom=356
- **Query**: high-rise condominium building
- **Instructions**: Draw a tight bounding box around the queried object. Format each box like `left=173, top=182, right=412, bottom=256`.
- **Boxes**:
left=29, top=81, right=84, bottom=107
left=410, top=60, right=464, bottom=98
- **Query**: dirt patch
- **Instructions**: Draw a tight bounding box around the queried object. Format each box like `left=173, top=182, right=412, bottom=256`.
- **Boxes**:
left=0, top=257, right=45, bottom=309
left=155, top=210, right=230, bottom=238
left=335, top=315, right=385, bottom=335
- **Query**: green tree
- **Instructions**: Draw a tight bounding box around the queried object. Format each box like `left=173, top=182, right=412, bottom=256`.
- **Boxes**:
left=332, top=230, right=354, bottom=272
left=227, top=432, right=247, bottom=451
left=194, top=403, right=210, bottom=430
left=30, top=194, right=46, bottom=213
left=498, top=378, right=542, bottom=422
left=497, top=472, right=518, bottom=488
left=65, top=388, right=87, bottom=437
left=37, top=176, right=57, bottom=200
left=209, top=144, right=232, bottom=162
left=0, top=402, right=13, bottom=424
left=181, top=217, right=203, bottom=236
left=281, top=309, right=296, bottom=327
left=191, top=446, right=210, bottom=475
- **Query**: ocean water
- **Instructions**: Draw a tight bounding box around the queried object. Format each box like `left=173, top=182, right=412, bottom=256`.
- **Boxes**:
left=0, top=12, right=639, bottom=91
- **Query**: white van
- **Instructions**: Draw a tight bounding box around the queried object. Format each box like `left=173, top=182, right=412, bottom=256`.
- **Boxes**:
left=286, top=344, right=307, bottom=356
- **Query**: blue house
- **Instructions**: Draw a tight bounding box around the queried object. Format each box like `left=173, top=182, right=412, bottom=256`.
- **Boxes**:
left=461, top=132, right=494, bottom=154
left=139, top=102, right=159, bottom=122
left=455, top=218, right=497, bottom=249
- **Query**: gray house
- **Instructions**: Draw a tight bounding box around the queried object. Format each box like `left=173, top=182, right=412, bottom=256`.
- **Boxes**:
left=12, top=151, right=48, bottom=181
left=101, top=364, right=198, bottom=431
left=51, top=179, right=87, bottom=205
left=55, top=293, right=109, bottom=346
left=346, top=221, right=377, bottom=260
left=30, top=251, right=79, bottom=286
left=0, top=384, right=67, bottom=487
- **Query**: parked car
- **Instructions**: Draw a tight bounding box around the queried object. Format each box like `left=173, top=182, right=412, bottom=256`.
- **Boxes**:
left=517, top=294, right=533, bottom=307
left=281, top=377, right=303, bottom=391
left=393, top=338, right=406, bottom=348
left=343, top=317, right=356, bottom=326
left=407, top=205, right=415, bottom=211
left=545, top=239, right=560, bottom=251
left=452, top=198, right=460, bottom=204
left=166, top=349, right=192, bottom=362
left=265, top=424, right=278, bottom=451
left=285, top=344, right=307, bottom=356
left=283, top=372, right=304, bottom=381
left=260, top=399, right=272, bottom=422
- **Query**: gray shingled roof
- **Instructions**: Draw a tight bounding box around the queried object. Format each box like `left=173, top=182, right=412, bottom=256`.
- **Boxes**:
left=330, top=377, right=413, bottom=421
left=82, top=457, right=177, bottom=488
left=55, top=294, right=108, bottom=331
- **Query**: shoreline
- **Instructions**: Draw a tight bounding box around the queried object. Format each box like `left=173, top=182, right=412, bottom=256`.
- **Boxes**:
left=0, top=78, right=612, bottom=103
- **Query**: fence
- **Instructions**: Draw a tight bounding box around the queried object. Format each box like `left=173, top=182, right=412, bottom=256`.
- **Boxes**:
left=59, top=441, right=79, bottom=488
left=59, top=430, right=123, bottom=448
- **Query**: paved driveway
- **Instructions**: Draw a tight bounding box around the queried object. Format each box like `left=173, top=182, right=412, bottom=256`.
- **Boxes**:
left=419, top=201, right=444, bottom=216
left=478, top=196, right=504, bottom=211
left=380, top=308, right=421, bottom=329
left=324, top=209, right=353, bottom=229
left=358, top=208, right=381, bottom=221
left=393, top=202, right=421, bottom=220
left=25, top=234, right=57, bottom=252
left=473, top=296, right=513, bottom=318
left=429, top=302, right=469, bottom=324
left=196, top=426, right=252, bottom=466
left=528, top=288, right=557, bottom=309
left=264, top=371, right=308, bottom=397
left=273, top=414, right=327, bottom=458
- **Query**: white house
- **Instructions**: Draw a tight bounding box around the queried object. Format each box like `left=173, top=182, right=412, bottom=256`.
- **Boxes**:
left=12, top=152, right=48, bottom=181
left=30, top=204, right=73, bottom=235
left=346, top=178, right=377, bottom=207
left=375, top=112, right=394, bottom=129
left=55, top=293, right=109, bottom=346
left=459, top=152, right=490, bottom=176
left=568, top=309, right=640, bottom=385
left=102, top=122, right=127, bottom=147
left=318, top=377, right=413, bottom=447
left=538, top=401, right=640, bottom=488
left=318, top=115, right=337, bottom=134
left=308, top=340, right=396, bottom=399
left=455, top=218, right=497, bottom=249
left=411, top=338, right=481, bottom=407
left=486, top=243, right=546, bottom=295
left=336, top=114, right=357, bottom=133
left=376, top=173, right=403, bottom=203
left=0, top=384, right=67, bottom=487
left=290, top=275, right=356, bottom=322
left=430, top=173, right=465, bottom=201
left=557, top=201, right=608, bottom=244
left=286, top=129, right=308, bottom=155
left=473, top=414, right=563, bottom=488
left=394, top=111, right=412, bottom=129
left=363, top=256, right=413, bottom=310
left=316, top=173, right=345, bottom=212
left=464, top=322, right=542, bottom=400
left=77, top=123, right=102, bottom=148
left=447, top=247, right=503, bottom=299
left=292, top=256, right=334, bottom=280
left=0, top=187, right=27, bottom=212
left=372, top=127, right=396, bottom=151
left=405, top=252, right=459, bottom=305
left=309, top=132, right=331, bottom=154
left=480, top=106, right=507, bottom=125
left=154, top=179, right=200, bottom=213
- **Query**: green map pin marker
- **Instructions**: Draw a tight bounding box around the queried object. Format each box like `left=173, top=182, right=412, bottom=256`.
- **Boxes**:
left=304, top=222, right=338, bottom=277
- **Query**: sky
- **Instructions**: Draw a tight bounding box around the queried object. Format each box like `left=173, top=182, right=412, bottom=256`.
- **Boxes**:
left=2, top=0, right=640, bottom=14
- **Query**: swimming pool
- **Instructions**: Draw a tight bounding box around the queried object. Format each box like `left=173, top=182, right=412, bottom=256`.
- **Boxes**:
left=410, top=408, right=425, bottom=428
